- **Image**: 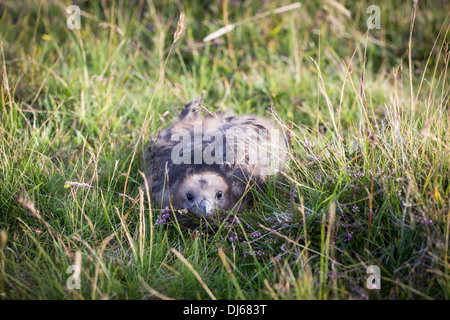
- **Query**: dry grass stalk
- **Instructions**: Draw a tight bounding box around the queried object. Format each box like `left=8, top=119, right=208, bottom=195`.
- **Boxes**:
left=171, top=248, right=217, bottom=300
left=203, top=2, right=302, bottom=42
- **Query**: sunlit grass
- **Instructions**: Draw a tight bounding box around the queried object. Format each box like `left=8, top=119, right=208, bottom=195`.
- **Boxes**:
left=0, top=0, right=448, bottom=300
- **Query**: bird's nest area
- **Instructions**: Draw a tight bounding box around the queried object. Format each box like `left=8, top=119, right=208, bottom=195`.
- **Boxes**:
left=163, top=207, right=242, bottom=233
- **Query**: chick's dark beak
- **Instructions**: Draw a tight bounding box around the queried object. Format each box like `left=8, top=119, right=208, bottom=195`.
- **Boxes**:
left=198, top=199, right=214, bottom=217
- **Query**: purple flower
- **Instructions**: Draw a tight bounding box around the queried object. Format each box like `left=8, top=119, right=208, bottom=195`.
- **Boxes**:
left=223, top=217, right=240, bottom=228
left=243, top=250, right=265, bottom=258
left=228, top=233, right=239, bottom=243
left=343, top=232, right=353, bottom=243
left=416, top=216, right=433, bottom=226
left=255, top=250, right=265, bottom=257
left=191, top=230, right=204, bottom=237
left=314, top=172, right=322, bottom=183
left=155, top=206, right=170, bottom=226
left=251, top=231, right=261, bottom=238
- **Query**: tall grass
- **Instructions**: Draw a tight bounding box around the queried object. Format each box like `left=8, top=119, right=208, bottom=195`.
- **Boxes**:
left=0, top=0, right=448, bottom=299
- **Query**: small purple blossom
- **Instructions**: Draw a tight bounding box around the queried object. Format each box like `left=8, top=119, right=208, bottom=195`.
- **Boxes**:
left=416, top=217, right=433, bottom=226
left=222, top=216, right=240, bottom=228
left=314, top=172, right=322, bottom=183
left=228, top=232, right=239, bottom=243
left=155, top=206, right=170, bottom=226
left=353, top=171, right=365, bottom=179
left=251, top=231, right=261, bottom=238
left=343, top=232, right=353, bottom=243
left=243, top=250, right=265, bottom=258
left=191, top=230, right=204, bottom=237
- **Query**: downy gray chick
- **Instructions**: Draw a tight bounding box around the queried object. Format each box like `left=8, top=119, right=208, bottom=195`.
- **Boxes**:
left=145, top=93, right=287, bottom=228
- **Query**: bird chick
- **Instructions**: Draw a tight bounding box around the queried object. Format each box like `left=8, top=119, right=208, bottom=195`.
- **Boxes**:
left=173, top=171, right=231, bottom=220
left=145, top=93, right=287, bottom=228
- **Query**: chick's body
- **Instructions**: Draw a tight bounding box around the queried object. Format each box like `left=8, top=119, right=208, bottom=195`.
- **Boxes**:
left=145, top=95, right=287, bottom=227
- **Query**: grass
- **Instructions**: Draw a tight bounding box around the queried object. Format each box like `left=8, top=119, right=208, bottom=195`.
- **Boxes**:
left=0, top=0, right=449, bottom=300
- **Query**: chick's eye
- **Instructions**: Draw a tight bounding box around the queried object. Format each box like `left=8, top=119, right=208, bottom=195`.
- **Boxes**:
left=216, top=191, right=222, bottom=199
left=186, top=193, right=194, bottom=201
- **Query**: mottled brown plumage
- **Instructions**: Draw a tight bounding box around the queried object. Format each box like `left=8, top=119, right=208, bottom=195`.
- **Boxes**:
left=145, top=94, right=287, bottom=228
